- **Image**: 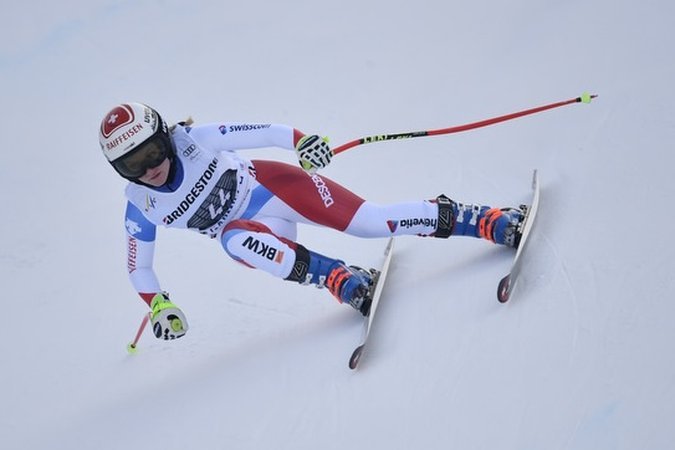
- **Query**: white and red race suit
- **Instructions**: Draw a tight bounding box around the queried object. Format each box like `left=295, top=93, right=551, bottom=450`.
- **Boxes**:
left=124, top=123, right=441, bottom=305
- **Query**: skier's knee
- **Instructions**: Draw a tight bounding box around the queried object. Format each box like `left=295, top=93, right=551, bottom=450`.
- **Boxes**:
left=220, top=220, right=294, bottom=277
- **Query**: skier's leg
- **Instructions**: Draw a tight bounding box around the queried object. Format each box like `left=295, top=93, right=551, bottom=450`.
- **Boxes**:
left=229, top=160, right=523, bottom=314
left=346, top=196, right=523, bottom=247
left=220, top=218, right=374, bottom=315
left=250, top=160, right=522, bottom=247
left=250, top=160, right=365, bottom=231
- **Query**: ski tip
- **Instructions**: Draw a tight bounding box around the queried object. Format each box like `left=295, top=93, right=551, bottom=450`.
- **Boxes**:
left=497, top=275, right=511, bottom=303
left=349, top=346, right=364, bottom=370
left=531, top=169, right=539, bottom=189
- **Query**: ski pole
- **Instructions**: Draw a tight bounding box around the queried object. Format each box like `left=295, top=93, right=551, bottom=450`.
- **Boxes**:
left=333, top=93, right=597, bottom=155
left=127, top=312, right=151, bottom=354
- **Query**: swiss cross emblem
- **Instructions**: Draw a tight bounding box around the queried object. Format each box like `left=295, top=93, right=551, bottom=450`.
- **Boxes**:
left=101, top=104, right=134, bottom=138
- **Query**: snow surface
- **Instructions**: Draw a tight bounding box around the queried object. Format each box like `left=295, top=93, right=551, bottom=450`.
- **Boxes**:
left=2, top=1, right=675, bottom=449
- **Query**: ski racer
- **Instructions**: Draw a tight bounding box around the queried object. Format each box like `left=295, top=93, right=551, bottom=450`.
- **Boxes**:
left=99, top=103, right=525, bottom=340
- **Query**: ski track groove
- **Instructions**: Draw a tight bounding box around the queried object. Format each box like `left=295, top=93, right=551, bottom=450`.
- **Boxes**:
left=540, top=232, right=581, bottom=365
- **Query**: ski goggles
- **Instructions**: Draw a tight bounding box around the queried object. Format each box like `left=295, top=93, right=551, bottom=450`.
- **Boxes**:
left=112, top=134, right=172, bottom=179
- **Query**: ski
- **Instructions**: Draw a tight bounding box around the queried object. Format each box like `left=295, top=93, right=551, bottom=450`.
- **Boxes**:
left=348, top=237, right=395, bottom=370
left=497, top=170, right=541, bottom=303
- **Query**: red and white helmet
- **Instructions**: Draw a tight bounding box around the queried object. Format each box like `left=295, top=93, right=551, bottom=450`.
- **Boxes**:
left=98, top=103, right=174, bottom=179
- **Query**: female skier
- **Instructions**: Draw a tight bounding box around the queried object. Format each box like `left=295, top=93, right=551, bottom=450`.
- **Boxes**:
left=99, top=103, right=524, bottom=340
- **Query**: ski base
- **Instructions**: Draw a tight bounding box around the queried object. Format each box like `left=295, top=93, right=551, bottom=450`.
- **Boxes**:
left=497, top=170, right=541, bottom=303
left=348, top=237, right=395, bottom=370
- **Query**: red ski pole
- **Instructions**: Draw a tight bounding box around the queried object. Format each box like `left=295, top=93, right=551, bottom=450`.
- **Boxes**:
left=127, top=312, right=151, bottom=354
left=333, top=93, right=597, bottom=155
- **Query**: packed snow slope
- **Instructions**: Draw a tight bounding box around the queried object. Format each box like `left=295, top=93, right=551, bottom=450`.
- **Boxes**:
left=2, top=1, right=674, bottom=449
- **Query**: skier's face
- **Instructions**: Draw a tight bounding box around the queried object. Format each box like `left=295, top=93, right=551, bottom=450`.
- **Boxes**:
left=138, top=157, right=171, bottom=186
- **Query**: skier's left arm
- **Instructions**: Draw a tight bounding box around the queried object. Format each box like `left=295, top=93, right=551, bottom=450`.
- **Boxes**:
left=188, top=122, right=333, bottom=173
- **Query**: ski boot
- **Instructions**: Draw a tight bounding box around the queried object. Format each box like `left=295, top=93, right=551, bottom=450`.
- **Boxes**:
left=285, top=245, right=375, bottom=316
left=478, top=207, right=526, bottom=248
left=326, top=265, right=376, bottom=316
left=435, top=195, right=526, bottom=248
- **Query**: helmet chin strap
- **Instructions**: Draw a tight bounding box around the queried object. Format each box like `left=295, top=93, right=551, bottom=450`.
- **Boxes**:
left=164, top=155, right=180, bottom=189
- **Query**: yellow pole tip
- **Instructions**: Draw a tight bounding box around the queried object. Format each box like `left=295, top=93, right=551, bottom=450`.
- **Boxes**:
left=580, top=92, right=595, bottom=104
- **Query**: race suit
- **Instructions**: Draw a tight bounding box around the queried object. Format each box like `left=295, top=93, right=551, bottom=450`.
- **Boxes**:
left=124, top=122, right=441, bottom=305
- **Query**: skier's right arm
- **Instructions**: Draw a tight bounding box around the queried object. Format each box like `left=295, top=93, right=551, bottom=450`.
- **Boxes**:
left=125, top=201, right=161, bottom=302
left=125, top=202, right=188, bottom=339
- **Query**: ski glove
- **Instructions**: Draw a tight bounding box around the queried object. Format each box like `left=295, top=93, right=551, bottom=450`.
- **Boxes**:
left=150, top=292, right=189, bottom=340
left=295, top=134, right=332, bottom=173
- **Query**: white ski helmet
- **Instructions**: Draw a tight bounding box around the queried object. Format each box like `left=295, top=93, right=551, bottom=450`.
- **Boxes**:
left=98, top=103, right=174, bottom=179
